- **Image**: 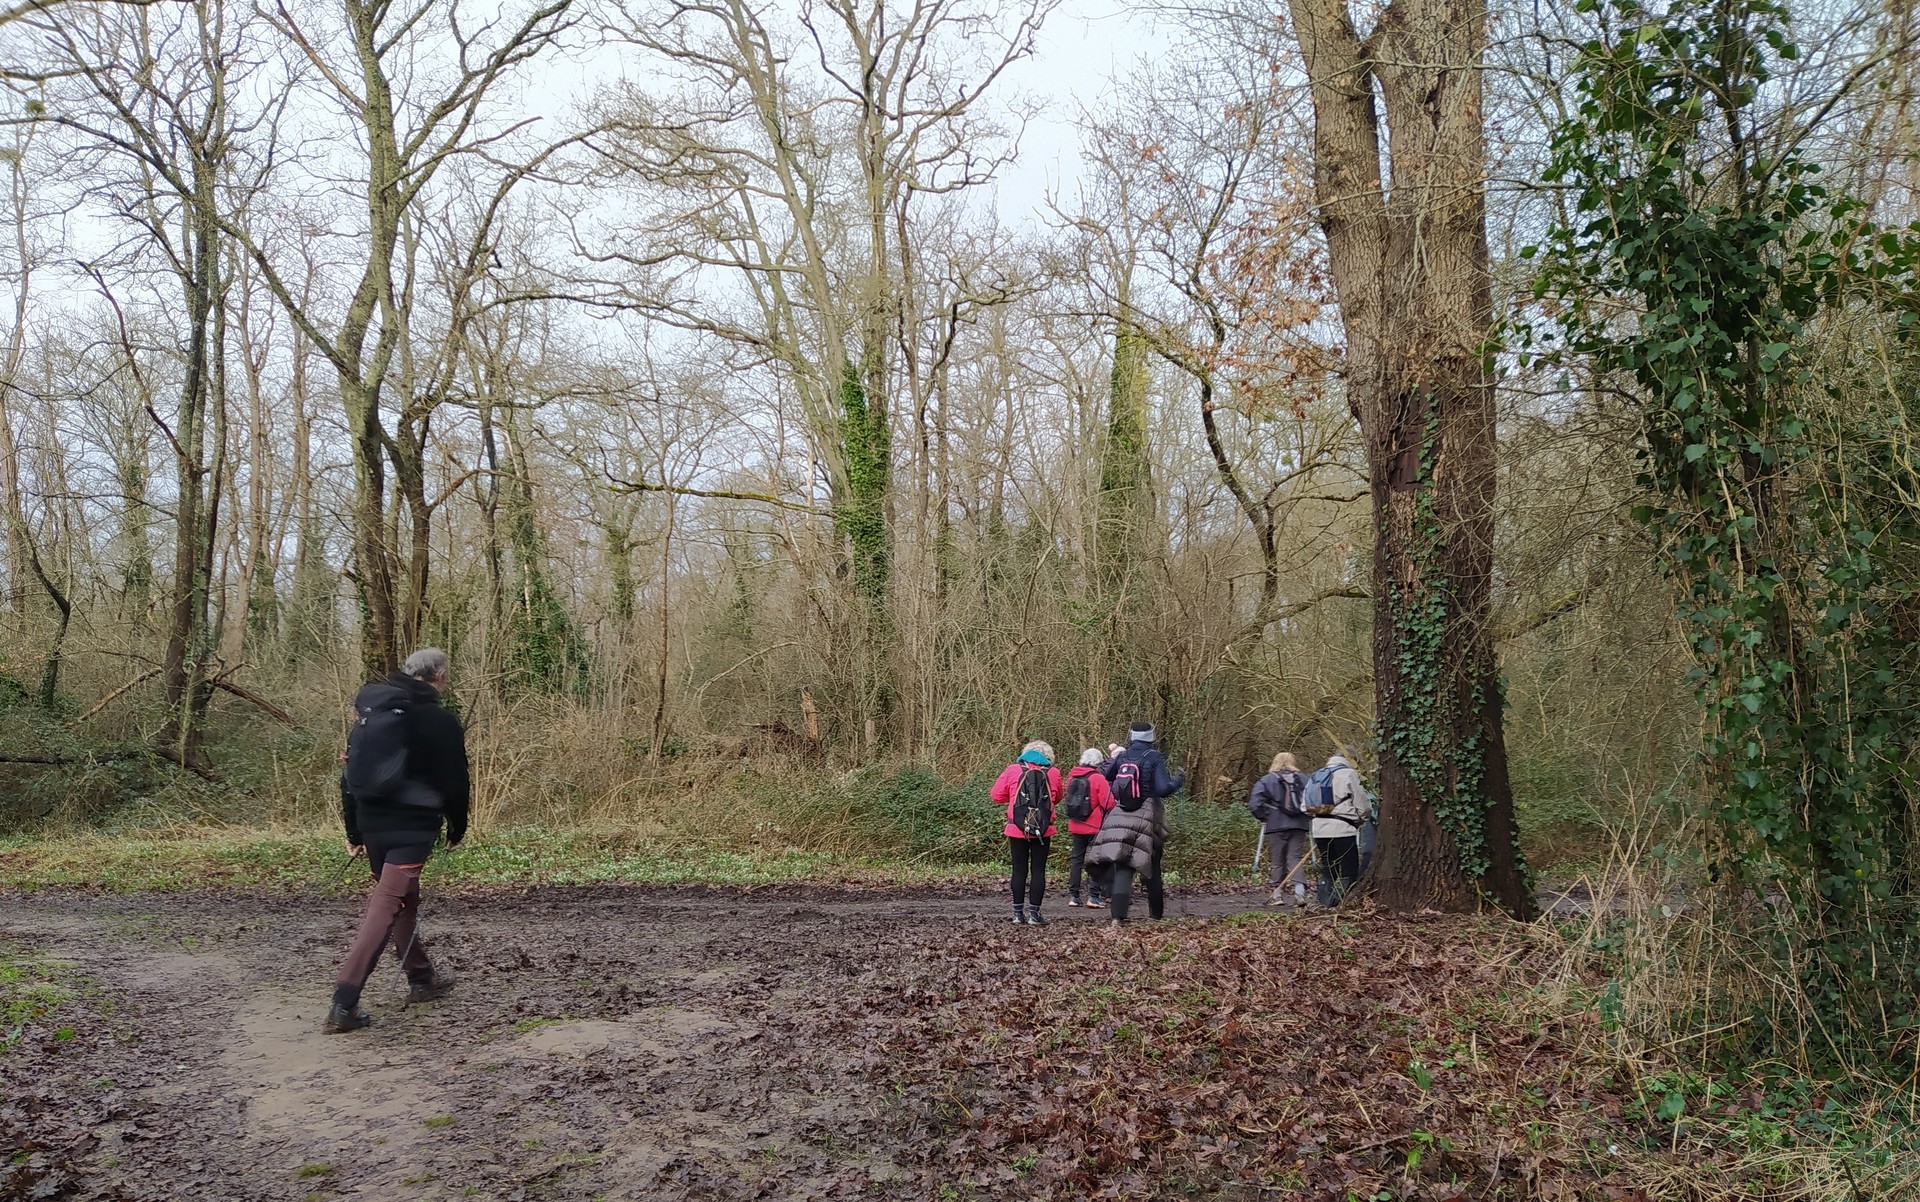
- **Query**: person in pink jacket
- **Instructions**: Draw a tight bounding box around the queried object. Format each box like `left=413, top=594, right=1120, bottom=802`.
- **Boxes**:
left=990, top=740, right=1061, bottom=925
left=1062, top=747, right=1116, bottom=908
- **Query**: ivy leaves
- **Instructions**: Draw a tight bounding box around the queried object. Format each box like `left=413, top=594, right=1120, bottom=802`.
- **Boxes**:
left=1531, top=0, right=1920, bottom=1055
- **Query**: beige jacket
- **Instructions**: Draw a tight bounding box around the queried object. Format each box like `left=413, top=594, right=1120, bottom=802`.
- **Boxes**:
left=1310, top=756, right=1369, bottom=841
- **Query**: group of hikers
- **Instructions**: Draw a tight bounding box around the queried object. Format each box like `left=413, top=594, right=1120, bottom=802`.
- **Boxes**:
left=989, top=720, right=1185, bottom=926
left=324, top=647, right=1379, bottom=1033
left=991, top=723, right=1376, bottom=926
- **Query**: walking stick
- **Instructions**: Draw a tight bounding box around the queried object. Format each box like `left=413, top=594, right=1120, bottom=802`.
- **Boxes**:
left=1270, top=839, right=1320, bottom=900
left=1275, top=847, right=1310, bottom=890
left=1251, top=827, right=1267, bottom=877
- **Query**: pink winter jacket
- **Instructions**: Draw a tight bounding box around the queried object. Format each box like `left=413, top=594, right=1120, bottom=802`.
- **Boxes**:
left=991, top=761, right=1061, bottom=839
left=1063, top=765, right=1115, bottom=836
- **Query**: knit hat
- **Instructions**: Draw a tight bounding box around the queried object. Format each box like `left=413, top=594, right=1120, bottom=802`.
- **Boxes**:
left=1079, top=747, right=1104, bottom=767
left=1128, top=721, right=1156, bottom=744
left=1019, top=739, right=1055, bottom=766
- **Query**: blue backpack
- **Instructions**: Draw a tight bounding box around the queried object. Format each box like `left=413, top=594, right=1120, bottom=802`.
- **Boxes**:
left=1305, top=765, right=1337, bottom=811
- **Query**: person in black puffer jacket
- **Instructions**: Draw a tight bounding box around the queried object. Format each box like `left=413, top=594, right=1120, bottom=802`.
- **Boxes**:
left=326, top=648, right=470, bottom=1034
left=1087, top=720, right=1183, bottom=922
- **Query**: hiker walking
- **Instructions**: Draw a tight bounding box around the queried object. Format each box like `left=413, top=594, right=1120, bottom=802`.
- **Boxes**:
left=1305, top=753, right=1368, bottom=907
left=326, top=648, right=468, bottom=1034
left=1063, top=748, right=1115, bottom=908
left=1249, top=751, right=1310, bottom=908
left=1087, top=721, right=1184, bottom=923
left=991, top=740, right=1061, bottom=925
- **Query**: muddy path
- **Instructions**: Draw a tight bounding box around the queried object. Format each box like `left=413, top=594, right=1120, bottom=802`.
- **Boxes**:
left=1, top=882, right=1270, bottom=1201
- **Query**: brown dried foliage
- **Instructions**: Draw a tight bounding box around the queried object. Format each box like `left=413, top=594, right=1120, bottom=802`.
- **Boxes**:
left=849, top=912, right=1647, bottom=1200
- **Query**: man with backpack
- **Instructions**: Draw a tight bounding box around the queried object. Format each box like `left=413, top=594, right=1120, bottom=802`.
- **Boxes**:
left=1249, top=751, right=1310, bottom=907
left=326, top=648, right=469, bottom=1034
left=1087, top=721, right=1185, bottom=923
left=1305, top=753, right=1368, bottom=907
left=991, top=740, right=1061, bottom=925
left=1063, top=748, right=1115, bottom=907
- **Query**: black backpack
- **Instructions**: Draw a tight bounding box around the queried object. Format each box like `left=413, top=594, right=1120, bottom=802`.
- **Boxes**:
left=1011, top=765, right=1053, bottom=839
left=1063, top=773, right=1094, bottom=823
left=1275, top=772, right=1305, bottom=817
left=1111, top=758, right=1145, bottom=812
left=345, top=681, right=413, bottom=800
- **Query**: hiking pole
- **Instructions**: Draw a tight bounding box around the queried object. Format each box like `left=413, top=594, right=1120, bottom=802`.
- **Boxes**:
left=1275, top=849, right=1309, bottom=891
left=1251, top=827, right=1267, bottom=878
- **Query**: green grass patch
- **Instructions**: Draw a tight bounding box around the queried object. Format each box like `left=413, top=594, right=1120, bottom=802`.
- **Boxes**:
left=0, top=762, right=1262, bottom=894
left=422, top=1115, right=455, bottom=1129
left=0, top=947, right=77, bottom=1053
left=294, top=1162, right=333, bottom=1178
left=0, top=826, right=1012, bottom=892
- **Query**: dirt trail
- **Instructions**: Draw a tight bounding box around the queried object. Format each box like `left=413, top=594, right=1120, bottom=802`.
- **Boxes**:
left=1, top=883, right=1267, bottom=1201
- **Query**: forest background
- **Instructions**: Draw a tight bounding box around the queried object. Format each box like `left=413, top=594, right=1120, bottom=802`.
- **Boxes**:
left=0, top=0, right=1696, bottom=868
left=6, top=0, right=1920, bottom=1183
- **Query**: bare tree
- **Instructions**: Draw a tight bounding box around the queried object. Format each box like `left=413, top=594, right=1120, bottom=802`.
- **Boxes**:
left=1282, top=0, right=1532, bottom=915
left=33, top=0, right=275, bottom=767
left=224, top=0, right=576, bottom=677
left=593, top=0, right=1046, bottom=752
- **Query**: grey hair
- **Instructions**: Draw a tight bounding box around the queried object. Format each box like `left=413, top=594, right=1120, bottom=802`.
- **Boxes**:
left=401, top=647, right=450, bottom=680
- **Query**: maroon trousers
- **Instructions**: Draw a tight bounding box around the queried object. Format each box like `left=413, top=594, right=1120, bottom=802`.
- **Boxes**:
left=333, top=840, right=433, bottom=1007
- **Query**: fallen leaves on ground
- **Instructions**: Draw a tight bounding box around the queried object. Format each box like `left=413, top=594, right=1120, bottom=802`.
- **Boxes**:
left=828, top=910, right=1641, bottom=1200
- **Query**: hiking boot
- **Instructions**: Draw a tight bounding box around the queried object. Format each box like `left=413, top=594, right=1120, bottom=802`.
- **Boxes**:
left=323, top=1004, right=371, bottom=1034
left=407, top=970, right=455, bottom=1004
left=1011, top=906, right=1027, bottom=924
left=1024, top=909, right=1048, bottom=927
left=1090, top=897, right=1108, bottom=908
left=1066, top=897, right=1080, bottom=907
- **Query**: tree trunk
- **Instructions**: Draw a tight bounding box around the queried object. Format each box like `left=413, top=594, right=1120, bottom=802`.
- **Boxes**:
left=286, top=335, right=333, bottom=656
left=1098, top=281, right=1150, bottom=596
left=1284, top=0, right=1533, bottom=917
left=158, top=172, right=225, bottom=771
left=1, top=135, right=34, bottom=622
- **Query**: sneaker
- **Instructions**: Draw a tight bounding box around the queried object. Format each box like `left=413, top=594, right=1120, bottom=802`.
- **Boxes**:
left=1025, top=910, right=1048, bottom=927
left=407, top=971, right=456, bottom=1004
left=1066, top=898, right=1081, bottom=907
left=322, top=1004, right=371, bottom=1034
left=1011, top=907, right=1027, bottom=924
left=1090, top=897, right=1108, bottom=908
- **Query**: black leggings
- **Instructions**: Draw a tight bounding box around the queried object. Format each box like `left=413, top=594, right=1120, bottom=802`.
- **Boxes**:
left=1105, top=846, right=1163, bottom=922
left=1316, top=835, right=1360, bottom=906
left=1009, top=836, right=1049, bottom=908
left=1068, top=832, right=1105, bottom=901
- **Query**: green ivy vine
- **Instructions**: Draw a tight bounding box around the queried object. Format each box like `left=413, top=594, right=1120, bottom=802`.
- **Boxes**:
left=1380, top=408, right=1494, bottom=881
left=1532, top=0, right=1920, bottom=1047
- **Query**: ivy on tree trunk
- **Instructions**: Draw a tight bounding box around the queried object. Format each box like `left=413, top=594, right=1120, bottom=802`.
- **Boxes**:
left=1284, top=0, right=1534, bottom=917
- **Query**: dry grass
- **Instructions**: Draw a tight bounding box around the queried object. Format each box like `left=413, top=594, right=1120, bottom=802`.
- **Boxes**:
left=1518, top=799, right=1920, bottom=1201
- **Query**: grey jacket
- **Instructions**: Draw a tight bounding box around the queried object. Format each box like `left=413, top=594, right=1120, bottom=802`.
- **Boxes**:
left=1085, top=795, right=1169, bottom=873
left=1249, top=770, right=1309, bottom=834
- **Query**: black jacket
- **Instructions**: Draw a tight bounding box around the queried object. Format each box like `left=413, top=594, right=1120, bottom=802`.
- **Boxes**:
left=1103, top=740, right=1185, bottom=799
left=340, top=673, right=470, bottom=846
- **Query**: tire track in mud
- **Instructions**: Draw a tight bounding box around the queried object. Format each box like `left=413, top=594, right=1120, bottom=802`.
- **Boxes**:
left=4, top=884, right=1260, bottom=1200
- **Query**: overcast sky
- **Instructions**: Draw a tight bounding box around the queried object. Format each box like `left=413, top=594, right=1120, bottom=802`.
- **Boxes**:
left=992, top=0, right=1158, bottom=223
